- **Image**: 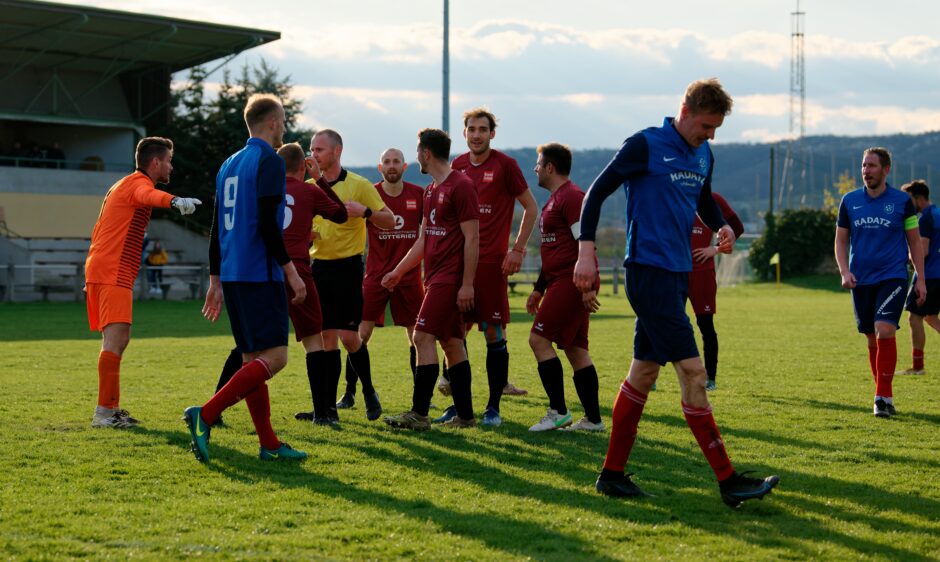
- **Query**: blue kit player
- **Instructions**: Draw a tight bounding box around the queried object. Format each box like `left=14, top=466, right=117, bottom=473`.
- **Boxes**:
left=835, top=149, right=926, bottom=418
left=183, top=94, right=308, bottom=462
left=574, top=78, right=779, bottom=507
left=899, top=180, right=940, bottom=375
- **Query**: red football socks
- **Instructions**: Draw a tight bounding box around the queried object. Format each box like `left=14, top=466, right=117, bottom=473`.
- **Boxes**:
left=683, top=402, right=735, bottom=481
left=913, top=348, right=925, bottom=371
left=867, top=342, right=878, bottom=381
left=245, top=382, right=280, bottom=450
left=97, top=350, right=122, bottom=409
left=876, top=337, right=896, bottom=398
left=602, top=380, right=647, bottom=473
left=201, top=358, right=272, bottom=425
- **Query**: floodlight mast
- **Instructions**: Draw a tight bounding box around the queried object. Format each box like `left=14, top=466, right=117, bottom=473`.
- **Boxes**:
left=442, top=0, right=450, bottom=133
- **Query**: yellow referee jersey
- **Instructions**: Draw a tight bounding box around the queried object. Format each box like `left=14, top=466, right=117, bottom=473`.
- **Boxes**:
left=309, top=169, right=385, bottom=260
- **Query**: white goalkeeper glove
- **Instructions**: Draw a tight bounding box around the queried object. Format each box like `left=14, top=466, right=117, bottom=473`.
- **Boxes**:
left=171, top=197, right=202, bottom=215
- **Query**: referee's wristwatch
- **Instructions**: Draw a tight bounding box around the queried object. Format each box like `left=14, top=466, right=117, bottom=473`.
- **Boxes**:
left=363, top=207, right=373, bottom=219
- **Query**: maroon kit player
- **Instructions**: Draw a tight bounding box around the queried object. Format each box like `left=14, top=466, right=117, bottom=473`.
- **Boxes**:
left=525, top=143, right=604, bottom=432
left=437, top=107, right=539, bottom=427
left=360, top=148, right=426, bottom=387
left=383, top=128, right=480, bottom=430
left=688, top=192, right=744, bottom=391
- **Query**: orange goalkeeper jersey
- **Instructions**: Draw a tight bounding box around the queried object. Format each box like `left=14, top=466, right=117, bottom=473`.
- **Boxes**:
left=84, top=171, right=173, bottom=288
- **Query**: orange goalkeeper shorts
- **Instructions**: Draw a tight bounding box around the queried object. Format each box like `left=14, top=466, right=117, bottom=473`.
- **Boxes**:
left=86, top=283, right=133, bottom=332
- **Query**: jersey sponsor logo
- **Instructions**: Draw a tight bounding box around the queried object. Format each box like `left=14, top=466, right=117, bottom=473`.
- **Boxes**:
left=406, top=199, right=417, bottom=210
left=541, top=233, right=557, bottom=244
left=483, top=171, right=494, bottom=183
left=853, top=216, right=891, bottom=228
left=885, top=203, right=894, bottom=214
left=479, top=204, right=493, bottom=214
left=393, top=214, right=405, bottom=230
left=669, top=170, right=705, bottom=186
left=692, top=226, right=703, bottom=235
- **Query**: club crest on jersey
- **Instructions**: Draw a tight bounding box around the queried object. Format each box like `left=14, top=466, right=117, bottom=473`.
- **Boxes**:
left=699, top=158, right=707, bottom=173
left=406, top=199, right=417, bottom=210
left=884, top=203, right=894, bottom=214
left=438, top=192, right=445, bottom=204
left=482, top=171, right=494, bottom=183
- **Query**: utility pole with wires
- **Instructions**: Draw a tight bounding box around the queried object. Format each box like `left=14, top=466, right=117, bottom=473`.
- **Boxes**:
left=781, top=0, right=806, bottom=210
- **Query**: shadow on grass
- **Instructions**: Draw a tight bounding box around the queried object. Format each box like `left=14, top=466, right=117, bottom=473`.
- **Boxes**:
left=135, top=415, right=938, bottom=561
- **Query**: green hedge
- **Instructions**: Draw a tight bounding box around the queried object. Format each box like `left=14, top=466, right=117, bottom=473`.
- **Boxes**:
left=749, top=209, right=836, bottom=280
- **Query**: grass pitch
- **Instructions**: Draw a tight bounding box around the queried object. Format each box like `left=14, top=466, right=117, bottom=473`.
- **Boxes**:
left=1, top=277, right=939, bottom=560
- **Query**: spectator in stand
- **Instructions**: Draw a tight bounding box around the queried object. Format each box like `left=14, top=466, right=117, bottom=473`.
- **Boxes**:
left=146, top=240, right=169, bottom=295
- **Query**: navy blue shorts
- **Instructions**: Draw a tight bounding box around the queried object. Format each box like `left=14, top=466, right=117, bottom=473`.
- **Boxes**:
left=905, top=277, right=940, bottom=317
left=851, top=279, right=907, bottom=334
left=625, top=264, right=698, bottom=366
left=222, top=281, right=289, bottom=353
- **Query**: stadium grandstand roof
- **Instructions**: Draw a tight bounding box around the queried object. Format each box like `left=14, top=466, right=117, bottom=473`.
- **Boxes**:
left=0, top=0, right=280, bottom=75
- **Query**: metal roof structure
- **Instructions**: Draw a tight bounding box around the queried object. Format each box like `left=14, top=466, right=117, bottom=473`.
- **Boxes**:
left=0, top=0, right=280, bottom=130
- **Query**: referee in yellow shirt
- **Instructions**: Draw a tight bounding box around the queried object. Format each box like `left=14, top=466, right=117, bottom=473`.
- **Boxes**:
left=301, top=129, right=395, bottom=423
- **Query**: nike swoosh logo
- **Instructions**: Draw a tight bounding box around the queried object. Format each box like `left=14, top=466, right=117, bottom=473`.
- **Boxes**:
left=195, top=415, right=205, bottom=437
left=853, top=205, right=864, bottom=209
left=663, top=156, right=677, bottom=162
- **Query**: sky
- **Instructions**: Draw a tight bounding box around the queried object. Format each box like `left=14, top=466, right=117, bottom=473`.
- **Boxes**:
left=62, top=0, right=940, bottom=165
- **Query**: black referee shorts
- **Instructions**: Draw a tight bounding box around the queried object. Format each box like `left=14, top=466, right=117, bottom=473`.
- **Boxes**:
left=312, top=255, right=364, bottom=331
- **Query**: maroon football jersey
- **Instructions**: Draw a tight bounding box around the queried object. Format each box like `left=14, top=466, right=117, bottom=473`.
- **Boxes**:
left=283, top=177, right=346, bottom=261
left=422, top=171, right=480, bottom=285
left=366, top=181, right=424, bottom=285
left=691, top=192, right=743, bottom=272
left=539, top=181, right=585, bottom=283
left=452, top=149, right=528, bottom=264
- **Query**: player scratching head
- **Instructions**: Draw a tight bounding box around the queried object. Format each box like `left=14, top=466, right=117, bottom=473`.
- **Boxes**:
left=673, top=78, right=733, bottom=149
left=135, top=137, right=173, bottom=185
left=378, top=148, right=407, bottom=186
left=463, top=107, right=497, bottom=161
left=862, top=147, right=892, bottom=193
left=244, top=93, right=286, bottom=149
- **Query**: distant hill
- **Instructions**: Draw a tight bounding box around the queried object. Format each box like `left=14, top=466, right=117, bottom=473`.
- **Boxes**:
left=349, top=130, right=940, bottom=231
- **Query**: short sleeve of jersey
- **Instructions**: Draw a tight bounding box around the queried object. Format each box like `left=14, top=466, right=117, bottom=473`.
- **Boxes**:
left=452, top=183, right=480, bottom=223
left=257, top=153, right=286, bottom=199
left=837, top=199, right=850, bottom=229
left=919, top=209, right=934, bottom=237
left=562, top=188, right=583, bottom=226
left=357, top=181, right=386, bottom=211
left=904, top=199, right=916, bottom=220
left=503, top=156, right=529, bottom=198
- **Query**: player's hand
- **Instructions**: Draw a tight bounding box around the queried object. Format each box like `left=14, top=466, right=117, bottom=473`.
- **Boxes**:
left=501, top=249, right=524, bottom=276
left=202, top=277, right=223, bottom=322
left=457, top=284, right=474, bottom=313
left=381, top=270, right=402, bottom=291
left=692, top=246, right=719, bottom=263
left=840, top=271, right=857, bottom=289
left=716, top=225, right=736, bottom=254
left=345, top=201, right=367, bottom=218
left=305, top=156, right=323, bottom=179
left=573, top=254, right=598, bottom=293
left=916, top=277, right=927, bottom=306
left=287, top=272, right=306, bottom=304
left=171, top=197, right=202, bottom=215
left=526, top=290, right=542, bottom=315
left=583, top=290, right=600, bottom=313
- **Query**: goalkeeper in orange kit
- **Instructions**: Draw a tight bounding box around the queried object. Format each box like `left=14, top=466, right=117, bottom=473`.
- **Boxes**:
left=84, top=136, right=201, bottom=428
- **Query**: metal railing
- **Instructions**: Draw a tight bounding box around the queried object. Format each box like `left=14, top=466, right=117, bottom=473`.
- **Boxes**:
left=0, top=263, right=208, bottom=303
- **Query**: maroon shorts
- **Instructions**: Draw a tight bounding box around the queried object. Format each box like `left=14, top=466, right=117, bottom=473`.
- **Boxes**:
left=362, top=280, right=423, bottom=327
left=688, top=268, right=717, bottom=316
left=466, top=261, right=510, bottom=329
left=415, top=282, right=466, bottom=342
left=532, top=277, right=590, bottom=350
left=286, top=259, right=323, bottom=341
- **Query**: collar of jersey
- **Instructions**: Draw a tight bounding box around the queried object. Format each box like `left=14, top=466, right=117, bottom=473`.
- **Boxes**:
left=661, top=116, right=699, bottom=157
left=862, top=183, right=894, bottom=202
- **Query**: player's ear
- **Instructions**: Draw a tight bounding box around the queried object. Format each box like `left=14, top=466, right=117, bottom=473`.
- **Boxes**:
left=402, top=162, right=408, bottom=172
left=377, top=163, right=383, bottom=174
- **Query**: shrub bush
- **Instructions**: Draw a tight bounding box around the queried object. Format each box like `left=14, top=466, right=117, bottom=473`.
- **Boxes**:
left=749, top=208, right=836, bottom=280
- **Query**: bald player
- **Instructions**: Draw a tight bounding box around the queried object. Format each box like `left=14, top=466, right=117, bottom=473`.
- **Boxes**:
left=360, top=148, right=426, bottom=390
